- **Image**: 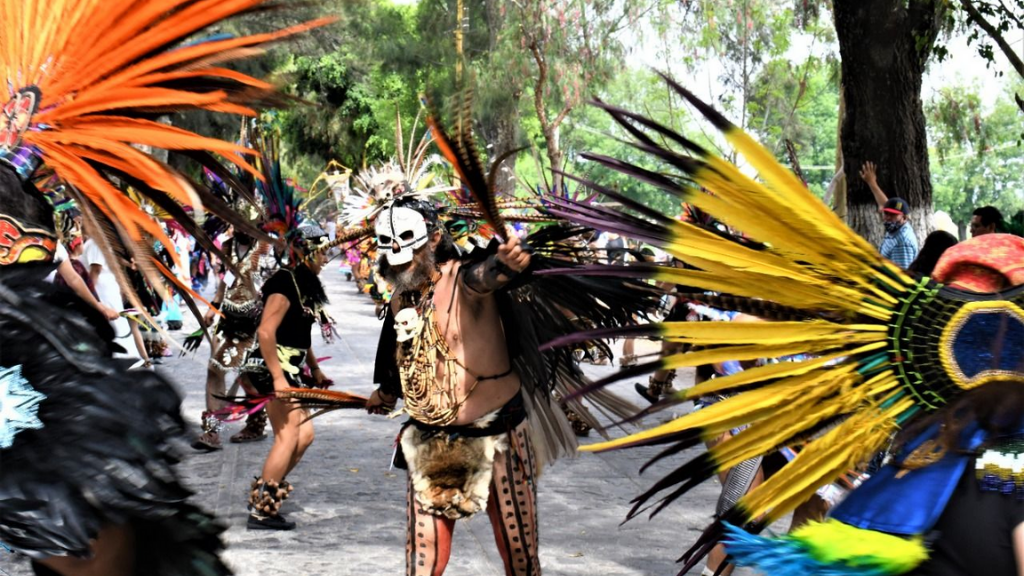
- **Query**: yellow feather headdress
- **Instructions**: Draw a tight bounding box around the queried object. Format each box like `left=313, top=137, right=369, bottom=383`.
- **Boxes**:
left=542, top=73, right=1024, bottom=571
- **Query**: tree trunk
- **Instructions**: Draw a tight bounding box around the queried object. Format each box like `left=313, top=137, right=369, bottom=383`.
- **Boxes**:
left=833, top=0, right=944, bottom=246
left=545, top=125, right=564, bottom=195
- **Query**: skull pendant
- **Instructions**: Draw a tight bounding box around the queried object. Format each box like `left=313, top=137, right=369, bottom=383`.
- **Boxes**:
left=394, top=307, right=422, bottom=343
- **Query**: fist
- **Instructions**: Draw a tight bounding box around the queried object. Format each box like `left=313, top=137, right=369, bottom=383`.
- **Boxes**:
left=496, top=234, right=531, bottom=274
left=366, top=389, right=396, bottom=415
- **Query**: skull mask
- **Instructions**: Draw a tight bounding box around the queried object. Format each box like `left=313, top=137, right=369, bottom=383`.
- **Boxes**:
left=394, top=307, right=422, bottom=342
left=376, top=206, right=428, bottom=265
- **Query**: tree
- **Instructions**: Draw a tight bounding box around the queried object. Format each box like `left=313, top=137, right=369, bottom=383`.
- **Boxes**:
left=507, top=0, right=654, bottom=194
left=928, top=84, right=1024, bottom=238
left=833, top=0, right=949, bottom=244
left=747, top=58, right=842, bottom=198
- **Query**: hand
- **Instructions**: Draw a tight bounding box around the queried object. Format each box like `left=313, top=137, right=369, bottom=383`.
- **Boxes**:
left=272, top=375, right=291, bottom=394
left=311, top=368, right=331, bottom=388
left=859, top=161, right=878, bottom=187
left=366, top=389, right=396, bottom=415
left=203, top=308, right=217, bottom=326
left=496, top=234, right=531, bottom=275
left=99, top=304, right=120, bottom=321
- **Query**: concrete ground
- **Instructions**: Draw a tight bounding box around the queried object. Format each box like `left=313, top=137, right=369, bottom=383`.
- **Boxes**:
left=3, top=264, right=762, bottom=576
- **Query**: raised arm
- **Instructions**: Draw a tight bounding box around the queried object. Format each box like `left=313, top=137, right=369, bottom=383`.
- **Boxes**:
left=461, top=234, right=532, bottom=297
left=858, top=161, right=889, bottom=211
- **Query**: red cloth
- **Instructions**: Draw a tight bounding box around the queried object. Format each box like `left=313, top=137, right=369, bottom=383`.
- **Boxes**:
left=932, top=234, right=1024, bottom=292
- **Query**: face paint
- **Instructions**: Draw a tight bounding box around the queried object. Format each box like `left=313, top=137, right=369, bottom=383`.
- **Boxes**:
left=375, top=206, right=428, bottom=265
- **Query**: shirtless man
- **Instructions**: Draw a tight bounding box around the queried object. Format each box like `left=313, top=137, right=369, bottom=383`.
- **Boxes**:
left=365, top=199, right=538, bottom=575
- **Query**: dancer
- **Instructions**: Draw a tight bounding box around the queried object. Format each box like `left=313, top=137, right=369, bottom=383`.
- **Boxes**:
left=726, top=234, right=1024, bottom=576
left=538, top=74, right=1024, bottom=573
left=239, top=132, right=338, bottom=531
left=240, top=224, right=332, bottom=530
left=193, top=229, right=274, bottom=450
left=366, top=198, right=540, bottom=574
left=0, top=1, right=329, bottom=574
left=354, top=105, right=656, bottom=576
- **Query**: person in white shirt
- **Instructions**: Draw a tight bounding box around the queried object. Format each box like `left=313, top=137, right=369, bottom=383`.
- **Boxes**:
left=49, top=241, right=120, bottom=321
left=81, top=237, right=149, bottom=364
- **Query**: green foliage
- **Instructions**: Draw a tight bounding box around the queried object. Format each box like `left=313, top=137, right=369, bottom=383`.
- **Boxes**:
left=746, top=56, right=841, bottom=197
left=928, top=82, right=1024, bottom=237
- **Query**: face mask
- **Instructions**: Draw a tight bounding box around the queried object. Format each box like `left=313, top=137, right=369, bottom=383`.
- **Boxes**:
left=375, top=206, right=428, bottom=265
left=884, top=221, right=902, bottom=234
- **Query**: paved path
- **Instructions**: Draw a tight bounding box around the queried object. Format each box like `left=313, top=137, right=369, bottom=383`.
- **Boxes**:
left=4, top=265, right=762, bottom=576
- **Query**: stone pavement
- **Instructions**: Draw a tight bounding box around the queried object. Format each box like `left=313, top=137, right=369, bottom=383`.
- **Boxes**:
left=4, top=264, right=763, bottom=576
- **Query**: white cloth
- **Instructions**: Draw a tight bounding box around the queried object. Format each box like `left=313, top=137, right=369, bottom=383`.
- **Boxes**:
left=81, top=240, right=138, bottom=357
left=44, top=243, right=69, bottom=283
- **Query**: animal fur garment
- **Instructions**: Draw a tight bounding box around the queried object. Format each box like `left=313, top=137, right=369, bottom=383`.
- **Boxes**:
left=400, top=412, right=508, bottom=520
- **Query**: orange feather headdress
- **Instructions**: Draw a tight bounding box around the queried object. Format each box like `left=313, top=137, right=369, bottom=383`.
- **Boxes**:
left=0, top=0, right=333, bottom=322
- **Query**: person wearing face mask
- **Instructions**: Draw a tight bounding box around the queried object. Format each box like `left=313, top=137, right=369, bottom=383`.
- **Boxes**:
left=859, top=161, right=919, bottom=269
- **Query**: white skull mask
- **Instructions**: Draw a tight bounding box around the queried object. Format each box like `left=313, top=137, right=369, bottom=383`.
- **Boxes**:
left=376, top=206, right=428, bottom=265
left=394, top=307, right=422, bottom=342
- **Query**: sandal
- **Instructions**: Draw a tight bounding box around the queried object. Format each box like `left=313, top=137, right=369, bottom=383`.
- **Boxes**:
left=230, top=408, right=268, bottom=443
left=619, top=354, right=638, bottom=367
left=192, top=411, right=223, bottom=451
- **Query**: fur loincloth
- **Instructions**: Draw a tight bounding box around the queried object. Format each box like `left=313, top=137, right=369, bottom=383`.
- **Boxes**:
left=400, top=393, right=526, bottom=520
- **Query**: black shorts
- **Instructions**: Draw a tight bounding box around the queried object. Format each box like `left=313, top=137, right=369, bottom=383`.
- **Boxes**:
left=239, top=345, right=306, bottom=395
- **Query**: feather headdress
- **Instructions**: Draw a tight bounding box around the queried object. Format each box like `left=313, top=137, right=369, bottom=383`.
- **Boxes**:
left=542, top=74, right=1024, bottom=572
left=0, top=0, right=332, bottom=324
left=341, top=108, right=455, bottom=227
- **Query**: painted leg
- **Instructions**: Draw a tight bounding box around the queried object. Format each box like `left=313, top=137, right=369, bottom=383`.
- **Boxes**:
left=407, top=479, right=455, bottom=576
left=486, top=421, right=541, bottom=576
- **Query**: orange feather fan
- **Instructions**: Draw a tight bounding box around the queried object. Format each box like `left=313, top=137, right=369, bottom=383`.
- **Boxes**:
left=0, top=0, right=333, bottom=330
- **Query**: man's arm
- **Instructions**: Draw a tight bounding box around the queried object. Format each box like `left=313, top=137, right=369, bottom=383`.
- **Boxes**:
left=461, top=234, right=532, bottom=297
left=204, top=280, right=227, bottom=325
left=305, top=346, right=329, bottom=386
left=858, top=161, right=889, bottom=211
left=367, top=304, right=401, bottom=415
left=89, top=263, right=103, bottom=289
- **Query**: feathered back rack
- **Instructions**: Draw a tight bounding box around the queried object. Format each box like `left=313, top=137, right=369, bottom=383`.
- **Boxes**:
left=537, top=73, right=1024, bottom=573
left=425, top=89, right=521, bottom=243
left=247, top=126, right=302, bottom=254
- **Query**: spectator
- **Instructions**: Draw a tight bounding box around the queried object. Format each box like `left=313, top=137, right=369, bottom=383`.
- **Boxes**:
left=605, top=232, right=627, bottom=264
left=859, top=161, right=919, bottom=268
left=970, top=205, right=1003, bottom=237
left=907, top=231, right=958, bottom=277
left=81, top=235, right=150, bottom=366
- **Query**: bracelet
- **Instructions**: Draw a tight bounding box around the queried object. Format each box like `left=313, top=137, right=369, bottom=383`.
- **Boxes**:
left=489, top=257, right=520, bottom=280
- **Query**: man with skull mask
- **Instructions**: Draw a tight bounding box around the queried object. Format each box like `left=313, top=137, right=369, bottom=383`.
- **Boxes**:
left=365, top=197, right=540, bottom=575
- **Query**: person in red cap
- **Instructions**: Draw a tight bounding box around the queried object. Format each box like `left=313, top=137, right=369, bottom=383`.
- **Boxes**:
left=860, top=161, right=920, bottom=268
